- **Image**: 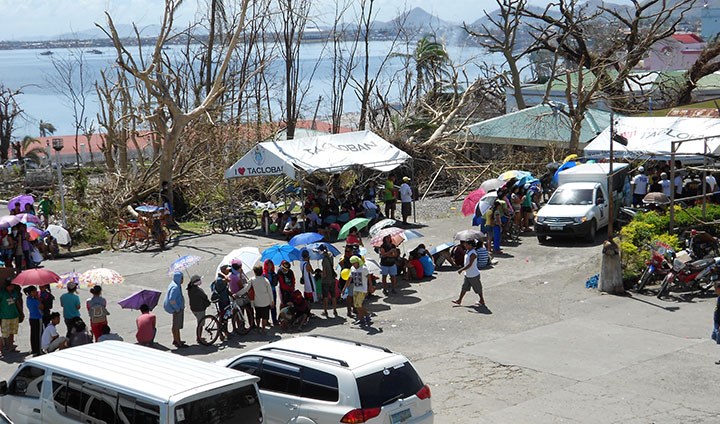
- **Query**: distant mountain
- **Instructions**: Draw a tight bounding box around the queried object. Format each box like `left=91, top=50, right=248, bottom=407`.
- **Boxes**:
left=467, top=1, right=632, bottom=28
left=375, top=7, right=457, bottom=31
left=55, top=24, right=162, bottom=40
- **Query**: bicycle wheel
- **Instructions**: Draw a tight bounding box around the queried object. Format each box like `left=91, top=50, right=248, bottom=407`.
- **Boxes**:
left=197, top=315, right=221, bottom=346
left=232, top=309, right=252, bottom=335
left=241, top=216, right=256, bottom=230
left=132, top=229, right=150, bottom=252
left=110, top=231, right=131, bottom=250
left=210, top=218, right=228, bottom=234
left=657, top=273, right=674, bottom=298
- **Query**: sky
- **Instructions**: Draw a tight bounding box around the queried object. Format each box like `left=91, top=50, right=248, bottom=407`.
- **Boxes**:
left=0, top=0, right=555, bottom=40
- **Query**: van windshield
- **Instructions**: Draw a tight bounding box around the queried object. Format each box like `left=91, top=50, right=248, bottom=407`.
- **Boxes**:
left=174, top=385, right=262, bottom=424
left=356, top=362, right=424, bottom=409
left=548, top=188, right=594, bottom=206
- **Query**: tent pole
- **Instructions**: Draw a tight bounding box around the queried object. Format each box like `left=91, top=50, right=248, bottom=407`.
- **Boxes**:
left=670, top=142, right=677, bottom=234
left=412, top=160, right=417, bottom=224
left=703, top=138, right=708, bottom=219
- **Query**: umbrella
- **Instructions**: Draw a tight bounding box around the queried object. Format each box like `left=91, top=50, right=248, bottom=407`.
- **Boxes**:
left=563, top=154, right=578, bottom=163
left=16, top=213, right=40, bottom=225
left=461, top=188, right=487, bottom=217
left=477, top=191, right=498, bottom=216
left=168, top=255, right=202, bottom=276
left=368, top=218, right=397, bottom=237
left=261, top=244, right=302, bottom=264
left=303, top=242, right=341, bottom=260
left=365, top=258, right=381, bottom=275
left=118, top=289, right=162, bottom=311
left=499, top=170, right=531, bottom=181
left=454, top=229, right=485, bottom=241
left=288, top=232, right=324, bottom=247
left=429, top=241, right=457, bottom=256
left=135, top=205, right=160, bottom=213
left=56, top=271, right=80, bottom=289
left=643, top=192, right=671, bottom=205
left=216, top=247, right=262, bottom=276
left=0, top=215, right=20, bottom=229
left=402, top=229, right=424, bottom=242
left=553, top=161, right=577, bottom=184
left=338, top=217, right=371, bottom=240
left=79, top=268, right=124, bottom=287
left=480, top=178, right=504, bottom=192
left=370, top=227, right=406, bottom=247
left=26, top=226, right=45, bottom=241
left=12, top=268, right=60, bottom=287
left=7, top=194, right=34, bottom=212
left=46, top=224, right=71, bottom=245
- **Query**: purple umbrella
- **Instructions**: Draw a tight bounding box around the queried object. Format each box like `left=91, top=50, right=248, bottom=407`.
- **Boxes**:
left=0, top=215, right=20, bottom=229
left=118, top=289, right=162, bottom=311
left=7, top=194, right=34, bottom=212
left=16, top=213, right=40, bottom=225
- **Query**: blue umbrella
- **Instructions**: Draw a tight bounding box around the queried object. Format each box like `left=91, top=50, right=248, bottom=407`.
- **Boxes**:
left=261, top=244, right=302, bottom=264
left=429, top=241, right=457, bottom=256
left=168, top=255, right=202, bottom=275
left=304, top=242, right=341, bottom=260
left=552, top=161, right=577, bottom=185
left=402, top=229, right=424, bottom=242
left=135, top=205, right=160, bottom=213
left=288, top=232, right=324, bottom=247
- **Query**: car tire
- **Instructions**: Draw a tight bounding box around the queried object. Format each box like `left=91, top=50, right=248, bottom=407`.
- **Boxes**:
left=585, top=221, right=596, bottom=243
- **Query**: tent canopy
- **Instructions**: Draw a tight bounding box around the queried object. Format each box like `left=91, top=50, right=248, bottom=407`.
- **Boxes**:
left=584, top=116, right=720, bottom=160
left=224, top=131, right=411, bottom=180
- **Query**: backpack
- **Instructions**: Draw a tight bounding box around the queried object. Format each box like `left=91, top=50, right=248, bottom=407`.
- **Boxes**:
left=210, top=280, right=219, bottom=302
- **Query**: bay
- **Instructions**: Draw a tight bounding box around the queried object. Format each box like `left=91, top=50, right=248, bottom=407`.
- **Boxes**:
left=0, top=40, right=500, bottom=137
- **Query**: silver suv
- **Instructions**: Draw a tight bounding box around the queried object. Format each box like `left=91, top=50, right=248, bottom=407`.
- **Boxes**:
left=223, top=335, right=433, bottom=424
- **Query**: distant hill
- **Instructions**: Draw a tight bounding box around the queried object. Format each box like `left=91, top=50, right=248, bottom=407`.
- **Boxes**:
left=55, top=24, right=162, bottom=40
left=375, top=7, right=457, bottom=31
left=467, top=1, right=629, bottom=28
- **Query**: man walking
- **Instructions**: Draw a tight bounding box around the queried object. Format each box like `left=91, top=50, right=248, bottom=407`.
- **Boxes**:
left=452, top=240, right=485, bottom=306
left=163, top=271, right=187, bottom=348
left=631, top=166, right=648, bottom=207
left=399, top=177, right=413, bottom=225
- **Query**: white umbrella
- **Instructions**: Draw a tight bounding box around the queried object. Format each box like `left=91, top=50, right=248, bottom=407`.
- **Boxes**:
left=369, top=218, right=396, bottom=237
left=46, top=224, right=71, bottom=245
left=365, top=258, right=381, bottom=275
left=477, top=191, right=498, bottom=216
left=215, top=247, right=261, bottom=278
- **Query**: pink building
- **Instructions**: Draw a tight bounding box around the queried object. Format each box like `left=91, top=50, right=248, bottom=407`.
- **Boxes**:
left=641, top=33, right=705, bottom=71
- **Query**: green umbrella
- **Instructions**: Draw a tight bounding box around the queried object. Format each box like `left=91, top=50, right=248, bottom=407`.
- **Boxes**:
left=337, top=217, right=371, bottom=240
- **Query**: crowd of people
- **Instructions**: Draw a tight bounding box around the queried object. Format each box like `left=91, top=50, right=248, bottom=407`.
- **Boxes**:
left=1, top=192, right=60, bottom=271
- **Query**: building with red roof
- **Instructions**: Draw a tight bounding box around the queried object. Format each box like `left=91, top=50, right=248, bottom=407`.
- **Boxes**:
left=640, top=32, right=706, bottom=71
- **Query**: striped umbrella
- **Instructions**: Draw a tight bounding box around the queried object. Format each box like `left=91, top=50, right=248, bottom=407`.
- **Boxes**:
left=168, top=255, right=202, bottom=276
left=370, top=227, right=406, bottom=247
left=79, top=268, right=124, bottom=288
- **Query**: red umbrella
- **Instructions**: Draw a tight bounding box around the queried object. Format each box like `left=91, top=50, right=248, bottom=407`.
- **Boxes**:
left=12, top=269, right=60, bottom=287
left=461, top=188, right=486, bottom=216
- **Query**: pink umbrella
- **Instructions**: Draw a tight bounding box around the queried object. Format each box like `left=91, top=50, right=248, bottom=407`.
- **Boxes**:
left=26, top=226, right=44, bottom=241
left=16, top=213, right=41, bottom=225
left=7, top=194, right=34, bottom=212
left=0, top=215, right=20, bottom=229
left=461, top=188, right=486, bottom=216
left=370, top=227, right=406, bottom=247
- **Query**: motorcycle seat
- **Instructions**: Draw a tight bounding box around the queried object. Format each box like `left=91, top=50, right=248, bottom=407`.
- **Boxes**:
left=689, top=258, right=714, bottom=270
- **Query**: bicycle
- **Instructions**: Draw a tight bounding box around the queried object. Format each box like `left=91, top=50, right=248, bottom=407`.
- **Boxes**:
left=196, top=297, right=252, bottom=346
left=110, top=220, right=147, bottom=251
left=209, top=210, right=258, bottom=234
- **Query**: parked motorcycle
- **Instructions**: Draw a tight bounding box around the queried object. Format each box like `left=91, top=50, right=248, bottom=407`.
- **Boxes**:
left=684, top=230, right=720, bottom=260
left=636, top=242, right=675, bottom=293
left=656, top=256, right=720, bottom=298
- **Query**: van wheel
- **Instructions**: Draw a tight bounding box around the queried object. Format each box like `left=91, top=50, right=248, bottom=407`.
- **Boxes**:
left=537, top=235, right=547, bottom=244
left=585, top=221, right=596, bottom=243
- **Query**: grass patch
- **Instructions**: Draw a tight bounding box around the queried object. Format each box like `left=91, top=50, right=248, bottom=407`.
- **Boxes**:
left=178, top=220, right=208, bottom=234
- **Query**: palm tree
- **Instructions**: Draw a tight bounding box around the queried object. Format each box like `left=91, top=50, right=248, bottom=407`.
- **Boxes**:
left=20, top=136, right=48, bottom=167
left=39, top=120, right=56, bottom=138
left=413, top=36, right=450, bottom=97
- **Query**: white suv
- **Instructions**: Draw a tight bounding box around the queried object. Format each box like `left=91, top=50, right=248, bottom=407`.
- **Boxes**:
left=222, top=335, right=433, bottom=424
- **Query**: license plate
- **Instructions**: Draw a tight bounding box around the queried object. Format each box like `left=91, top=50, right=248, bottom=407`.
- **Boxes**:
left=549, top=225, right=563, bottom=231
left=391, top=408, right=412, bottom=423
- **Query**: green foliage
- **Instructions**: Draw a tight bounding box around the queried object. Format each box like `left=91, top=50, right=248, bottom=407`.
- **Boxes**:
left=63, top=199, right=109, bottom=246
left=71, top=167, right=89, bottom=201
left=619, top=210, right=682, bottom=279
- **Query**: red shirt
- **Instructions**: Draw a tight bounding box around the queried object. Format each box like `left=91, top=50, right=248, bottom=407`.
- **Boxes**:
left=410, top=259, right=424, bottom=279
left=347, top=234, right=361, bottom=245
left=136, top=312, right=156, bottom=343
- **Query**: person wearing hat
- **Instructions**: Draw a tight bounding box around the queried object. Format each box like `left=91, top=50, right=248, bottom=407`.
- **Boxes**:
left=163, top=271, right=187, bottom=348
left=300, top=250, right=317, bottom=303
left=659, top=172, right=671, bottom=197
left=38, top=194, right=55, bottom=228
left=399, top=176, right=413, bottom=225
left=86, top=285, right=109, bottom=342
left=341, top=256, right=371, bottom=327
left=59, top=280, right=81, bottom=338
left=187, top=275, right=211, bottom=330
left=277, top=260, right=296, bottom=308
left=631, top=166, right=649, bottom=207
left=317, top=244, right=338, bottom=317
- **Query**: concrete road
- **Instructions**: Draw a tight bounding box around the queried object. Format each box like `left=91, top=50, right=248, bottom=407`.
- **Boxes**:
left=0, top=210, right=718, bottom=423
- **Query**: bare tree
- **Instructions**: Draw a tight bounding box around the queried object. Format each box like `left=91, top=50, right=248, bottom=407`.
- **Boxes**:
left=0, top=86, right=23, bottom=162
left=675, top=36, right=720, bottom=105
left=328, top=0, right=359, bottom=133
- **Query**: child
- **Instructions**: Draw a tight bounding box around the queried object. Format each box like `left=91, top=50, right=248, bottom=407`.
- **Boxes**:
left=714, top=282, right=720, bottom=365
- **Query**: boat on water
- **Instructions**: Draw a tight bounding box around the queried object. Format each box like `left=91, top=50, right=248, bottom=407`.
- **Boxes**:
left=39, top=50, right=53, bottom=56
left=88, top=49, right=102, bottom=54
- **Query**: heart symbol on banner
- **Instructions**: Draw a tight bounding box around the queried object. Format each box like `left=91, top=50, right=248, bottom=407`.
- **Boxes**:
left=238, top=167, right=246, bottom=175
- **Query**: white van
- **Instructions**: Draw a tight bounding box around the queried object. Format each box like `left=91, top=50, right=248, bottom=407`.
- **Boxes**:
left=0, top=341, right=263, bottom=424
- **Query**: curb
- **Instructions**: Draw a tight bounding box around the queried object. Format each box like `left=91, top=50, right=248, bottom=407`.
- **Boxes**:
left=56, top=247, right=103, bottom=259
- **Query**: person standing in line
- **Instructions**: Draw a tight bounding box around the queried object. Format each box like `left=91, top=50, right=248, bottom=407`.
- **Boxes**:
left=0, top=283, right=21, bottom=353
left=24, top=286, right=43, bottom=356
left=659, top=172, right=672, bottom=198
left=379, top=235, right=399, bottom=295
left=384, top=175, right=397, bottom=219
left=631, top=166, right=649, bottom=207
left=342, top=256, right=370, bottom=327
left=277, top=260, right=296, bottom=307
left=674, top=171, right=684, bottom=199
left=39, top=284, right=54, bottom=326
left=319, top=244, right=338, bottom=317
left=249, top=265, right=273, bottom=333
left=399, top=176, right=413, bottom=225
left=452, top=240, right=485, bottom=306
left=338, top=246, right=355, bottom=317
left=136, top=304, right=156, bottom=347
left=59, top=281, right=81, bottom=338
left=263, top=260, right=279, bottom=326
left=300, top=250, right=317, bottom=302
left=187, top=275, right=211, bottom=328
left=86, top=285, right=109, bottom=342
left=163, top=271, right=187, bottom=348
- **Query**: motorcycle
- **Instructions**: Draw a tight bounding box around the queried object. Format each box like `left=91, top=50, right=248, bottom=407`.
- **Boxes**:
left=656, top=256, right=720, bottom=299
left=684, top=230, right=720, bottom=260
left=636, top=242, right=675, bottom=293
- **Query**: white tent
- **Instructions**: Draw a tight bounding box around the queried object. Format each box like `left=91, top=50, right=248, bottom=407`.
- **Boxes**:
left=224, top=130, right=411, bottom=180
left=584, top=116, right=720, bottom=160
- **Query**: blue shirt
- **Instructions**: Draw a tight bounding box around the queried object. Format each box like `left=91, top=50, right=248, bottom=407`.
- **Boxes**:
left=60, top=292, right=81, bottom=320
left=163, top=273, right=185, bottom=314
left=26, top=297, right=42, bottom=320
left=476, top=248, right=490, bottom=269
left=419, top=255, right=435, bottom=277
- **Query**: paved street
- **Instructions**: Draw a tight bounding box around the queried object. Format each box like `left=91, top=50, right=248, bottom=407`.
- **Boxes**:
left=1, top=209, right=718, bottom=422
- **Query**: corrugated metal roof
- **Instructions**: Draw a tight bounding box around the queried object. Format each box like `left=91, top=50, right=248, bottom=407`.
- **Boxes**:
left=466, top=104, right=612, bottom=147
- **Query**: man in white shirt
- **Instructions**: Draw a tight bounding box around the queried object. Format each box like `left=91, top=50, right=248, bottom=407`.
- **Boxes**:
left=282, top=216, right=302, bottom=240
left=659, top=172, right=671, bottom=197
left=452, top=240, right=484, bottom=306
left=41, top=312, right=67, bottom=353
left=399, top=177, right=413, bottom=225
left=342, top=256, right=370, bottom=327
left=631, top=166, right=649, bottom=207
left=706, top=173, right=717, bottom=195
left=674, top=173, right=683, bottom=198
